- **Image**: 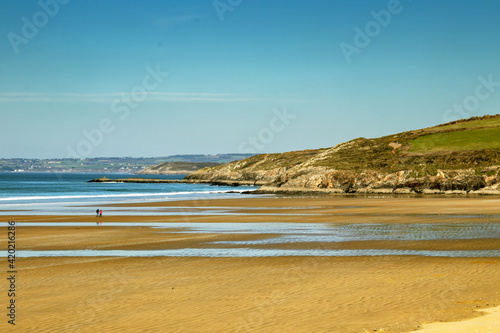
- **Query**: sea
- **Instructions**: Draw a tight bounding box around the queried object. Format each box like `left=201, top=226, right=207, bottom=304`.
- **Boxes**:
left=0, top=172, right=258, bottom=216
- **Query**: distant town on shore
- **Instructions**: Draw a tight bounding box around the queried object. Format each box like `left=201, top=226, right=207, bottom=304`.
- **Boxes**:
left=0, top=154, right=254, bottom=174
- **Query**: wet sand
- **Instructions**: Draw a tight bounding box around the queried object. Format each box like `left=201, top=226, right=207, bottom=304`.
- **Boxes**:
left=2, top=196, right=500, bottom=332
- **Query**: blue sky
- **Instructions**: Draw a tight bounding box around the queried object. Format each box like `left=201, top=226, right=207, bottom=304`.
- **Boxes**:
left=1, top=0, right=499, bottom=158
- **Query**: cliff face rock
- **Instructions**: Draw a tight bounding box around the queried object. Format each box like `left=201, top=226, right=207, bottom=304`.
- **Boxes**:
left=244, top=167, right=498, bottom=195
left=279, top=168, right=492, bottom=193
left=186, top=151, right=322, bottom=183
left=187, top=156, right=500, bottom=194
left=185, top=161, right=283, bottom=183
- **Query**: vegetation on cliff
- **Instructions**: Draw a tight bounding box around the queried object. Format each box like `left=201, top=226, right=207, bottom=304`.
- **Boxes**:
left=185, top=115, right=500, bottom=194
left=138, top=162, right=221, bottom=175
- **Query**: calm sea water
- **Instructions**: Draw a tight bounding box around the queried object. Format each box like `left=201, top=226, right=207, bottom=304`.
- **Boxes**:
left=0, top=172, right=257, bottom=215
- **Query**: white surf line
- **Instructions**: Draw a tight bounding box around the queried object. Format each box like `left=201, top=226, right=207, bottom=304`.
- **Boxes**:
left=14, top=249, right=500, bottom=258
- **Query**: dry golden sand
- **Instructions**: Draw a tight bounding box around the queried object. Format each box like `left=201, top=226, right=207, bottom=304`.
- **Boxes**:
left=8, top=256, right=500, bottom=333
left=409, top=306, right=500, bottom=333
left=2, top=196, right=500, bottom=332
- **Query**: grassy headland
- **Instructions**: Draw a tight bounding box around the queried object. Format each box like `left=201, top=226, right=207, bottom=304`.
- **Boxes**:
left=185, top=115, right=500, bottom=194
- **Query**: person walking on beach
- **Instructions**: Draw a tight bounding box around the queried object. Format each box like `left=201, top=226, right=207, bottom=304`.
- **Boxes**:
left=99, top=210, right=103, bottom=217
left=96, top=208, right=100, bottom=217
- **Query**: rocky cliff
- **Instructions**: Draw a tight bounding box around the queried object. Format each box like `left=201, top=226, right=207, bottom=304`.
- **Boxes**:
left=185, top=115, right=500, bottom=195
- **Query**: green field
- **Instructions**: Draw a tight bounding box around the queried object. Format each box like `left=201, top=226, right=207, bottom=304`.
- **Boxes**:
left=410, top=126, right=500, bottom=153
left=423, top=117, right=500, bottom=132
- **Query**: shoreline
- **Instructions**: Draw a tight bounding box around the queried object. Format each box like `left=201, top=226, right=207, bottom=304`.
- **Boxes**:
left=253, top=185, right=500, bottom=196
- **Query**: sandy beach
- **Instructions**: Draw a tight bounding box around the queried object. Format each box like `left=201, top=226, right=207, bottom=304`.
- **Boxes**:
left=5, top=0, right=499, bottom=331
left=2, top=196, right=500, bottom=332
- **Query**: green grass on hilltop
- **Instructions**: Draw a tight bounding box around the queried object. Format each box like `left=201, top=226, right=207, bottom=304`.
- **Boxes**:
left=410, top=126, right=500, bottom=153
left=422, top=116, right=500, bottom=133
left=291, top=115, right=500, bottom=173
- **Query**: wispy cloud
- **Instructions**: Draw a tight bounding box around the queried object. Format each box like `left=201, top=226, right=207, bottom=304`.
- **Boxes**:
left=146, top=92, right=261, bottom=102
left=0, top=92, right=266, bottom=103
left=0, top=92, right=53, bottom=102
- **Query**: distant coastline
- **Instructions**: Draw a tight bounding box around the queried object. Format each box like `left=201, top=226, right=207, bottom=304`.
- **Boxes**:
left=0, top=154, right=255, bottom=174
